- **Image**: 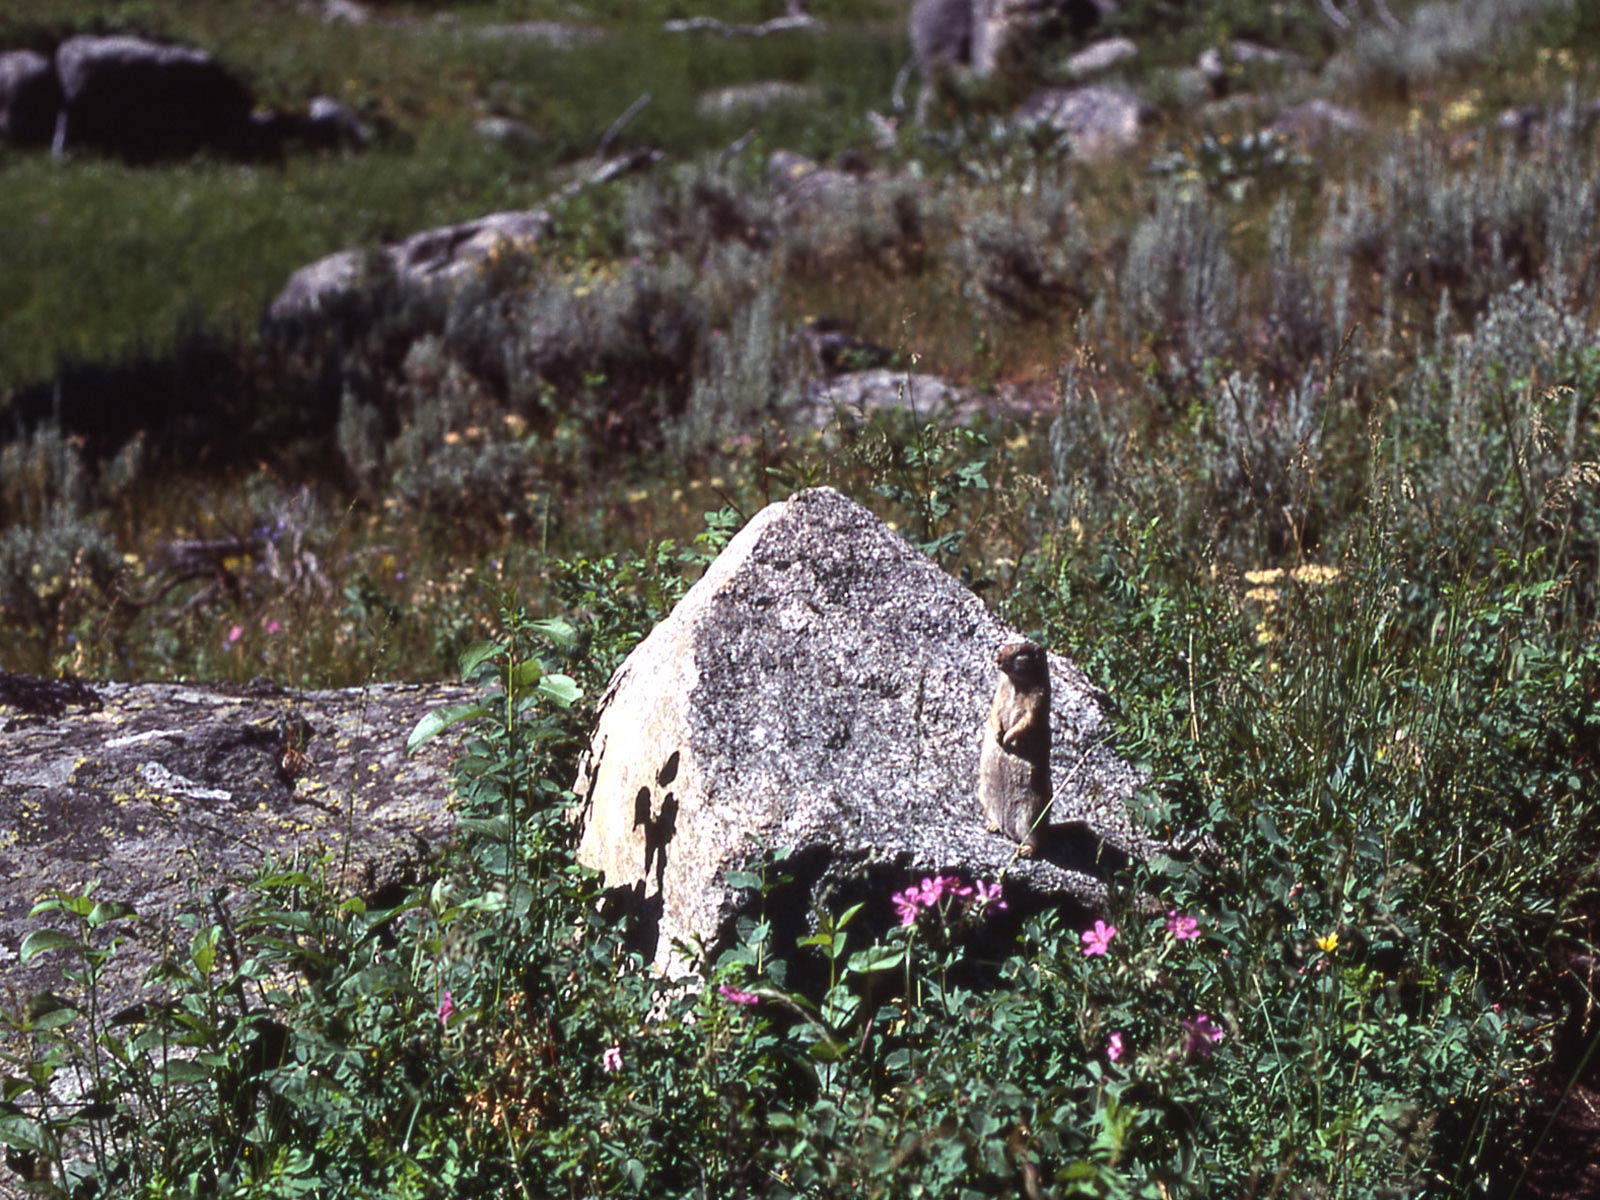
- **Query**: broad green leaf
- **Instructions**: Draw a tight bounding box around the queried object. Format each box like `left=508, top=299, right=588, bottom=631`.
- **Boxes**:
left=457, top=640, right=505, bottom=681
left=19, top=929, right=76, bottom=963
left=87, top=899, right=136, bottom=929
left=529, top=617, right=578, bottom=648
left=507, top=659, right=544, bottom=694
left=406, top=703, right=490, bottom=754
left=0, top=1113, right=48, bottom=1154
left=161, top=1060, right=212, bottom=1085
left=190, top=928, right=218, bottom=978
left=537, top=674, right=582, bottom=708
left=847, top=945, right=906, bottom=975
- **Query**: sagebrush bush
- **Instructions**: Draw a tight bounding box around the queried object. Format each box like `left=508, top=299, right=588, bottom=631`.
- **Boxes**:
left=341, top=336, right=546, bottom=528
left=1324, top=121, right=1600, bottom=313
left=0, top=427, right=120, bottom=655
left=950, top=178, right=1093, bottom=322
left=1328, top=0, right=1576, bottom=94
left=1121, top=186, right=1238, bottom=372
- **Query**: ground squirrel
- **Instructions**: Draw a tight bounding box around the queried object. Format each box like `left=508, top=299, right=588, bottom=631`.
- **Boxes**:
left=978, top=638, right=1052, bottom=852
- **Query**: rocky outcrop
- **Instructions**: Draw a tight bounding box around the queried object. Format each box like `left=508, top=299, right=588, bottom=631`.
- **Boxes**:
left=0, top=50, right=60, bottom=147
left=0, top=675, right=474, bottom=1018
left=1271, top=98, right=1369, bottom=147
left=913, top=0, right=1117, bottom=78
left=1, top=36, right=375, bottom=161
left=1062, top=36, right=1137, bottom=80
left=695, top=81, right=821, bottom=118
left=1016, top=84, right=1154, bottom=160
left=796, top=369, right=966, bottom=428
left=910, top=0, right=974, bottom=75
left=1196, top=39, right=1306, bottom=96
left=572, top=488, right=1154, bottom=972
left=268, top=209, right=553, bottom=321
left=53, top=35, right=257, bottom=162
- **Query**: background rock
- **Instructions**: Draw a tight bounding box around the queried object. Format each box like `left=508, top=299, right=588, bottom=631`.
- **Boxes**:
left=476, top=114, right=539, bottom=152
left=268, top=208, right=552, bottom=321
left=0, top=50, right=61, bottom=147
left=1062, top=36, right=1138, bottom=80
left=796, top=369, right=965, bottom=428
left=1016, top=84, right=1154, bottom=160
left=910, top=0, right=975, bottom=75
left=1271, top=98, right=1369, bottom=147
left=53, top=35, right=256, bottom=162
left=572, top=487, right=1154, bottom=972
left=695, top=81, right=821, bottom=118
left=0, top=676, right=473, bottom=1019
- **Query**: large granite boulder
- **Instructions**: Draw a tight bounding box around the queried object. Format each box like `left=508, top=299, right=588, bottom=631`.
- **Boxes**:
left=267, top=209, right=553, bottom=321
left=0, top=50, right=61, bottom=147
left=572, top=487, right=1154, bottom=972
left=53, top=35, right=256, bottom=162
left=0, top=675, right=473, bottom=1018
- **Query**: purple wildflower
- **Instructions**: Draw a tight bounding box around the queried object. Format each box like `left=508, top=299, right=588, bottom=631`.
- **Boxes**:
left=1181, top=1013, right=1224, bottom=1059
left=1165, top=910, right=1201, bottom=941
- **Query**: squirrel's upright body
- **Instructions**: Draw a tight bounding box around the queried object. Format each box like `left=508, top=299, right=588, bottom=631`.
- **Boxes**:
left=978, top=639, right=1052, bottom=851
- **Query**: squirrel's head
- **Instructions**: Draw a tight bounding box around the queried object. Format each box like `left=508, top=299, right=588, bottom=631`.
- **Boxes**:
left=996, top=638, right=1048, bottom=683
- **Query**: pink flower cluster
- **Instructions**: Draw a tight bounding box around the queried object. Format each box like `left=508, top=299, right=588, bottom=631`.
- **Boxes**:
left=601, top=1045, right=624, bottom=1073
left=1181, top=1013, right=1224, bottom=1058
left=1165, top=910, right=1201, bottom=940
left=892, top=875, right=1005, bottom=926
left=718, top=983, right=759, bottom=1006
left=437, top=990, right=455, bottom=1026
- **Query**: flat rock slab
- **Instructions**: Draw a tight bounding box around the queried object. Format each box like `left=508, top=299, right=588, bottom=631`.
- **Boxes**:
left=0, top=677, right=473, bottom=1015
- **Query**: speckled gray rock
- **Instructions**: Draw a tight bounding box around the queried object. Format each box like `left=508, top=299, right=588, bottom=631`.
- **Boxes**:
left=1016, top=84, right=1154, bottom=160
left=795, top=369, right=965, bottom=428
left=572, top=487, right=1152, bottom=972
left=0, top=677, right=473, bottom=1018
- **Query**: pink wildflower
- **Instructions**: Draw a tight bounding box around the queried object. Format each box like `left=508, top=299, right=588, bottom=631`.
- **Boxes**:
left=893, top=888, right=922, bottom=925
left=1080, top=919, right=1117, bottom=957
left=718, top=984, right=759, bottom=1006
left=226, top=624, right=243, bottom=645
left=601, top=1045, right=623, bottom=1074
left=264, top=619, right=282, bottom=635
left=895, top=874, right=978, bottom=924
left=974, top=879, right=1006, bottom=910
left=1165, top=910, right=1201, bottom=941
left=1181, top=1013, right=1224, bottom=1059
left=1107, top=1031, right=1125, bottom=1063
left=438, top=990, right=455, bottom=1026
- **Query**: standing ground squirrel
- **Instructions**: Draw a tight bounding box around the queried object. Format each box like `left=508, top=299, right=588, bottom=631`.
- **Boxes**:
left=978, top=638, right=1052, bottom=853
